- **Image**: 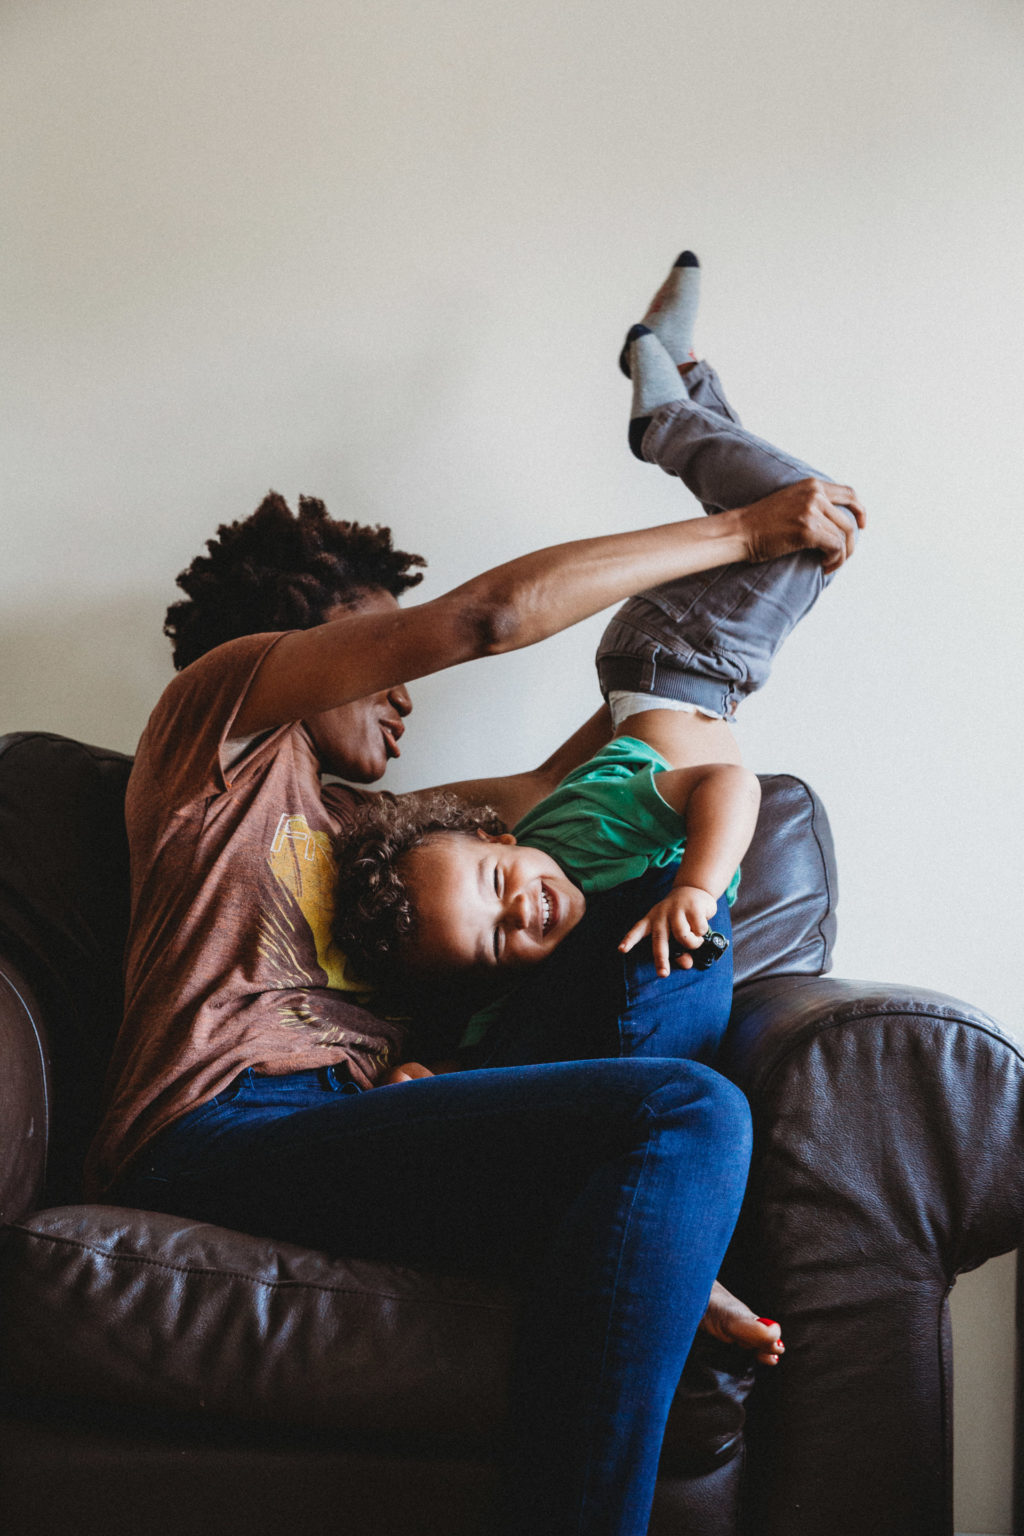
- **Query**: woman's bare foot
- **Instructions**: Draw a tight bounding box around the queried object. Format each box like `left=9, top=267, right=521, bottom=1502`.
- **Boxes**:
left=700, top=1280, right=784, bottom=1366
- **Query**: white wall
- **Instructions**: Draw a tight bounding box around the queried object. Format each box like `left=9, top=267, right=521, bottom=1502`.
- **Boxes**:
left=2, top=1, right=1022, bottom=1529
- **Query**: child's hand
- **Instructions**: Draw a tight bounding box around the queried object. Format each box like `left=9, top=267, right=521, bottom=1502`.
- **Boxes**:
left=379, top=1061, right=435, bottom=1085
left=619, top=885, right=718, bottom=978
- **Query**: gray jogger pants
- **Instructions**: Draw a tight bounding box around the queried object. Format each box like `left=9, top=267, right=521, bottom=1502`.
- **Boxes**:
left=596, top=360, right=850, bottom=718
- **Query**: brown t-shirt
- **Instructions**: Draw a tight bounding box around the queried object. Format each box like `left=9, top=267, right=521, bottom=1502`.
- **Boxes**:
left=85, top=632, right=407, bottom=1197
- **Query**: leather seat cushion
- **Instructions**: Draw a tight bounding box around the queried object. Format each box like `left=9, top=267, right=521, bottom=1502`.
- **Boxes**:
left=0, top=1204, right=754, bottom=1461
left=0, top=1206, right=517, bottom=1440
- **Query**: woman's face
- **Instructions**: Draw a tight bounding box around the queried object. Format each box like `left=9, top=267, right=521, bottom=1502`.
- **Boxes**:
left=304, top=590, right=413, bottom=782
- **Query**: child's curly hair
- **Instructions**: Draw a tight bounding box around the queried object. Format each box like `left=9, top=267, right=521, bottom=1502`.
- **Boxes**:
left=164, top=491, right=427, bottom=670
left=334, top=793, right=507, bottom=989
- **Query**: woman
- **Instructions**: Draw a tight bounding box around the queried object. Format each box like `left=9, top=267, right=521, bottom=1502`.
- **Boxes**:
left=89, top=268, right=859, bottom=1534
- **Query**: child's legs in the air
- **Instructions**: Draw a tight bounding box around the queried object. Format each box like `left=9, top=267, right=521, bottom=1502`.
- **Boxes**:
left=638, top=363, right=826, bottom=513
left=603, top=252, right=856, bottom=720
left=683, top=356, right=743, bottom=426
left=599, top=363, right=839, bottom=718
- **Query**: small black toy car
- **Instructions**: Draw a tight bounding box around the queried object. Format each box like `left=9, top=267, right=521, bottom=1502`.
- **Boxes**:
left=671, top=929, right=730, bottom=970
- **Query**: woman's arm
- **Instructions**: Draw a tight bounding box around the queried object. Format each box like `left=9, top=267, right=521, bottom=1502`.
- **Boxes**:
left=415, top=705, right=613, bottom=827
left=233, top=480, right=863, bottom=737
left=619, top=763, right=761, bottom=977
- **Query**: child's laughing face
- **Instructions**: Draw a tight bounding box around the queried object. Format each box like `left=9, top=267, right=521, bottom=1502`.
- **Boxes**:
left=403, top=830, right=586, bottom=974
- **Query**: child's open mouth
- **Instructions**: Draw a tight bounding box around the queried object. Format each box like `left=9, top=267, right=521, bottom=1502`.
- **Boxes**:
left=540, top=885, right=554, bottom=936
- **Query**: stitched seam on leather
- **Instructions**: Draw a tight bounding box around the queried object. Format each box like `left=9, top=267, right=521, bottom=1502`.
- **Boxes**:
left=758, top=1005, right=1024, bottom=1100
left=0, top=731, right=131, bottom=770
left=0, top=968, right=50, bottom=1195
left=790, top=774, right=835, bottom=971
left=2, top=1229, right=513, bottom=1312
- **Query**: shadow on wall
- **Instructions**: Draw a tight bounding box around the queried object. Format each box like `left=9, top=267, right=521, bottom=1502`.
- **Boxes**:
left=0, top=594, right=173, bottom=754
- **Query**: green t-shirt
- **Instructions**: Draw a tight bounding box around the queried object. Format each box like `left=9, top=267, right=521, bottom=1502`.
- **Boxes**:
left=514, top=736, right=740, bottom=901
left=461, top=737, right=740, bottom=1047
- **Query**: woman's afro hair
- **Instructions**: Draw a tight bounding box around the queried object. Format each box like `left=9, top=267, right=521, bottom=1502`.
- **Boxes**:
left=333, top=792, right=507, bottom=991
left=164, top=492, right=426, bottom=671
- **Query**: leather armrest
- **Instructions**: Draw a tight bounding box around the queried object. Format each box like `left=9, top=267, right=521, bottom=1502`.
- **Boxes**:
left=719, top=972, right=1024, bottom=1536
left=725, top=973, right=1024, bottom=1269
left=0, top=955, right=51, bottom=1223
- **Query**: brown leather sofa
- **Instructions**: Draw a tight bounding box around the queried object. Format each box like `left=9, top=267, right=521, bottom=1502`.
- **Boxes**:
left=1, top=729, right=1021, bottom=1536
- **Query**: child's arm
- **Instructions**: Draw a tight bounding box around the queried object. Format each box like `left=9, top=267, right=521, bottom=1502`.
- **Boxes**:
left=619, top=764, right=761, bottom=978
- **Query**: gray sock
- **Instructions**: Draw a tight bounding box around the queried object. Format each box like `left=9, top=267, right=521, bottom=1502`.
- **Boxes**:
left=627, top=326, right=687, bottom=458
left=619, top=250, right=701, bottom=377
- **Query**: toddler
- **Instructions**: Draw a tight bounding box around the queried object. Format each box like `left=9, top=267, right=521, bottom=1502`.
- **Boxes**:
left=333, top=736, right=757, bottom=1008
left=335, top=249, right=863, bottom=1037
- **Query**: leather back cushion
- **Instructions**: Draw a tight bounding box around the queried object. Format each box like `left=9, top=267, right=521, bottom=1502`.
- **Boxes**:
left=0, top=734, right=131, bottom=1044
left=730, top=773, right=837, bottom=987
left=0, top=734, right=131, bottom=1201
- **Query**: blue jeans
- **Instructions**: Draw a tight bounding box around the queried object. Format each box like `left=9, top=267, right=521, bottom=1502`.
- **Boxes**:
left=117, top=1050, right=750, bottom=1536
left=597, top=359, right=850, bottom=717
left=466, top=863, right=734, bottom=1072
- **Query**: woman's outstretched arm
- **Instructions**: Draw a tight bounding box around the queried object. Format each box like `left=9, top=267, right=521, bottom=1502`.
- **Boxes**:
left=234, top=479, right=863, bottom=737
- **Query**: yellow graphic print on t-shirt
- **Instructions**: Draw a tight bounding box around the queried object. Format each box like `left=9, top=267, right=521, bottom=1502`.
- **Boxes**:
left=263, top=813, right=370, bottom=996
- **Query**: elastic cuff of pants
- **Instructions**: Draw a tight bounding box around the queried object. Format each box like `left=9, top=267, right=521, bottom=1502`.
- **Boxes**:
left=640, top=396, right=699, bottom=463
left=629, top=415, right=653, bottom=459
left=597, top=654, right=738, bottom=717
left=681, top=357, right=714, bottom=391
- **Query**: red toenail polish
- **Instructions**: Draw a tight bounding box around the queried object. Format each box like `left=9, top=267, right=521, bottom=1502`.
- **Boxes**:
left=757, top=1318, right=778, bottom=1327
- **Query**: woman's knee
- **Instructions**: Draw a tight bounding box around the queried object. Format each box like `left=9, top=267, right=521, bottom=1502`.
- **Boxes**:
left=639, top=1057, right=749, bottom=1126
left=641, top=1059, right=752, bottom=1161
